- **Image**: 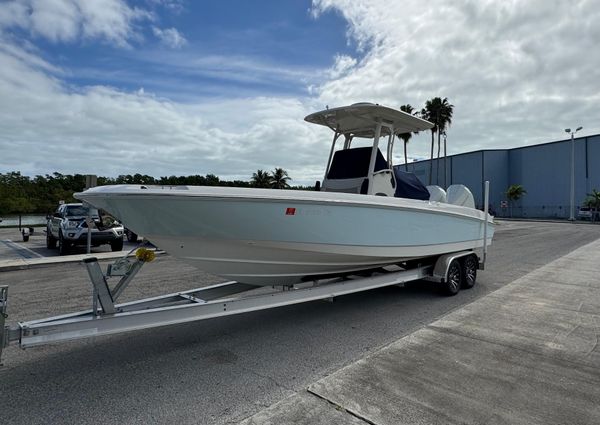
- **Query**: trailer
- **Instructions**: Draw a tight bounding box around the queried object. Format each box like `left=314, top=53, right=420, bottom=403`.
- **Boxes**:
left=1, top=185, right=492, bottom=365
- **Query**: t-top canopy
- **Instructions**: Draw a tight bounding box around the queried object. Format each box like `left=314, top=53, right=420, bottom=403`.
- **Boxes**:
left=304, top=102, right=434, bottom=138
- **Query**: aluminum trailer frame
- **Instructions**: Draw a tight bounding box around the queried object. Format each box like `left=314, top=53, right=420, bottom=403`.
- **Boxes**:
left=0, top=251, right=479, bottom=361
left=0, top=182, right=491, bottom=364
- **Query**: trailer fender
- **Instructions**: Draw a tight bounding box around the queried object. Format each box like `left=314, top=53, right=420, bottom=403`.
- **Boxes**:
left=428, top=251, right=478, bottom=283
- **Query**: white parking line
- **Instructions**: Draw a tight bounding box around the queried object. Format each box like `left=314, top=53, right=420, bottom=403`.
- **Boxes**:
left=1, top=239, right=44, bottom=259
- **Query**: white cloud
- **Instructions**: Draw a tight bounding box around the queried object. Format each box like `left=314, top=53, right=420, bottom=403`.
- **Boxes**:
left=0, top=0, right=152, bottom=46
left=312, top=0, right=600, bottom=159
left=2, top=0, right=600, bottom=185
left=328, top=54, right=357, bottom=79
left=147, top=0, right=185, bottom=14
left=152, top=26, right=187, bottom=48
left=0, top=35, right=330, bottom=183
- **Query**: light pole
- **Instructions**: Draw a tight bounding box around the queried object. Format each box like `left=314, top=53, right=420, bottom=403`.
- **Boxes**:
left=564, top=126, right=583, bottom=221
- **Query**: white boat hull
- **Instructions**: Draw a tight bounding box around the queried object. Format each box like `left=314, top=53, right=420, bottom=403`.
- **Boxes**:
left=76, top=186, right=494, bottom=285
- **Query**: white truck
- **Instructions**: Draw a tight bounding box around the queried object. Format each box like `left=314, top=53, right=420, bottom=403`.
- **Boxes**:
left=46, top=203, right=124, bottom=255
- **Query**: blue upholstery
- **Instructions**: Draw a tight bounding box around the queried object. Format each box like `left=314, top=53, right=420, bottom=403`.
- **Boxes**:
left=392, top=167, right=430, bottom=200
left=327, top=147, right=388, bottom=180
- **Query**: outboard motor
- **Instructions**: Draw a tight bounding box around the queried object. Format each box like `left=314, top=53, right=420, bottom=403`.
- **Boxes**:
left=447, top=185, right=475, bottom=209
left=426, top=185, right=447, bottom=203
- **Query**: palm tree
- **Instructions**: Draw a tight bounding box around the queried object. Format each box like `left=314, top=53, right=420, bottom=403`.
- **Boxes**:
left=584, top=189, right=600, bottom=208
left=506, top=184, right=527, bottom=218
left=437, top=99, right=454, bottom=188
left=270, top=168, right=291, bottom=189
left=422, top=97, right=453, bottom=186
left=421, top=99, right=439, bottom=185
left=398, top=104, right=415, bottom=171
left=251, top=170, right=271, bottom=188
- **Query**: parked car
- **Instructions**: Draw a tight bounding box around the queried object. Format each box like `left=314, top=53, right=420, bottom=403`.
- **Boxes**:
left=578, top=207, right=599, bottom=221
left=47, top=203, right=124, bottom=255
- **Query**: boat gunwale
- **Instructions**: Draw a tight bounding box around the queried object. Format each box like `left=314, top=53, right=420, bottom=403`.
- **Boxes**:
left=76, top=189, right=495, bottom=223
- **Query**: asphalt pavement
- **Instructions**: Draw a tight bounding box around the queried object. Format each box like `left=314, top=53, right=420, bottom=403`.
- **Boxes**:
left=245, top=235, right=600, bottom=424
left=1, top=220, right=599, bottom=424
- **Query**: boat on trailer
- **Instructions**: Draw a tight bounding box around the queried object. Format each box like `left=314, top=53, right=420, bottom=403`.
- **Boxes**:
left=0, top=103, right=495, bottom=364
left=74, top=103, right=494, bottom=285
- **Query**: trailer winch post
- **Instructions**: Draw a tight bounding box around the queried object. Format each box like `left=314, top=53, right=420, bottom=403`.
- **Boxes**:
left=83, top=256, right=147, bottom=316
left=110, top=260, right=145, bottom=301
left=84, top=258, right=116, bottom=315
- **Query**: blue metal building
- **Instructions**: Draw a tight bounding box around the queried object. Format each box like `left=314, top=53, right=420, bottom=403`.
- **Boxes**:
left=407, top=134, right=600, bottom=218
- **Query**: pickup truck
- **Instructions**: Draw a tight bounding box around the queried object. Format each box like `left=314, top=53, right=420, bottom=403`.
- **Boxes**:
left=47, top=203, right=124, bottom=255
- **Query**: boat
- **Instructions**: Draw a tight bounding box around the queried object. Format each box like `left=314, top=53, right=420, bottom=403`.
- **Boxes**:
left=75, top=103, right=494, bottom=285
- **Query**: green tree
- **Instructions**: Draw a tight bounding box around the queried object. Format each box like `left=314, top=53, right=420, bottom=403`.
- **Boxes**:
left=251, top=170, right=272, bottom=188
left=205, top=174, right=220, bottom=186
left=270, top=168, right=291, bottom=189
left=583, top=189, right=600, bottom=208
left=398, top=104, right=415, bottom=171
left=506, top=184, right=527, bottom=217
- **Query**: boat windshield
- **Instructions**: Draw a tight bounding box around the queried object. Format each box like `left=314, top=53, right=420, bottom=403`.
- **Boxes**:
left=65, top=205, right=99, bottom=217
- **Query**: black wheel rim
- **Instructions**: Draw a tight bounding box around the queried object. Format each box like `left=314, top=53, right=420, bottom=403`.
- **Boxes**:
left=465, top=257, right=476, bottom=285
left=448, top=263, right=461, bottom=292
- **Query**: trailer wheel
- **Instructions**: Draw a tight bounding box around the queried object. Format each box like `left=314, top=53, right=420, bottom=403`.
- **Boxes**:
left=462, top=255, right=478, bottom=289
left=444, top=259, right=462, bottom=296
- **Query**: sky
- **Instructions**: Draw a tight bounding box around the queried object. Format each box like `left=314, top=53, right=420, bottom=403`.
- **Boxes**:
left=1, top=0, right=599, bottom=184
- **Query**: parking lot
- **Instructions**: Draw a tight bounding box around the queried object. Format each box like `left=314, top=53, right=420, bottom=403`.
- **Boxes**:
left=0, top=226, right=143, bottom=262
left=1, top=220, right=600, bottom=424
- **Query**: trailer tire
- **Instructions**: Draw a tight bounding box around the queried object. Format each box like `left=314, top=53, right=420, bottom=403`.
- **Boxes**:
left=443, top=259, right=462, bottom=296
left=461, top=255, right=478, bottom=289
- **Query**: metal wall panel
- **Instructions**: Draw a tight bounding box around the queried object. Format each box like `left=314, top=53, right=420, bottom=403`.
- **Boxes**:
left=406, top=134, right=599, bottom=218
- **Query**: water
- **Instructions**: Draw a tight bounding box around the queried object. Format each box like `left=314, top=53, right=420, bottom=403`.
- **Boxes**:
left=0, top=214, right=47, bottom=227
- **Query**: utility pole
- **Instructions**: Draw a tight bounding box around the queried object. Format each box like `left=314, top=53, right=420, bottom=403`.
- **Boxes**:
left=564, top=127, right=582, bottom=221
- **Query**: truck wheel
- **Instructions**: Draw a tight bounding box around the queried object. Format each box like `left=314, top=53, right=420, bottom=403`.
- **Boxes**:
left=443, top=259, right=462, bottom=296
left=58, top=232, right=70, bottom=256
left=462, top=255, right=478, bottom=289
left=111, top=238, right=124, bottom=252
left=46, top=229, right=57, bottom=249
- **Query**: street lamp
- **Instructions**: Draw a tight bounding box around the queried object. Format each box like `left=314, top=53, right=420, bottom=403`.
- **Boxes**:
left=564, top=126, right=583, bottom=221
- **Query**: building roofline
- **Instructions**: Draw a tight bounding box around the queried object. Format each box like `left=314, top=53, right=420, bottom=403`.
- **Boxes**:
left=409, top=133, right=599, bottom=165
